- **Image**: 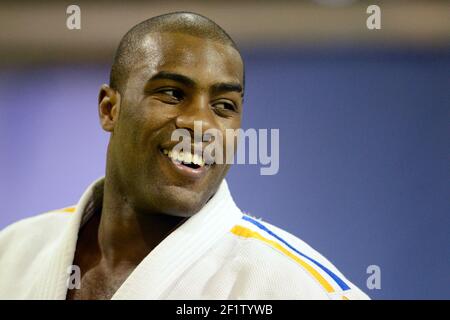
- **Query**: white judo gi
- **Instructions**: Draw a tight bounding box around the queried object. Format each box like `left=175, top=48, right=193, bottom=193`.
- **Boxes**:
left=0, top=178, right=369, bottom=300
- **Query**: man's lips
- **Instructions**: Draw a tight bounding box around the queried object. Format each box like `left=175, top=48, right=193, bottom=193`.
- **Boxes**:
left=159, top=149, right=211, bottom=180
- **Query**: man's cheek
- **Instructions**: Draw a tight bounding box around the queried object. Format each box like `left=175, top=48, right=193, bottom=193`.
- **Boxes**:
left=223, top=136, right=238, bottom=164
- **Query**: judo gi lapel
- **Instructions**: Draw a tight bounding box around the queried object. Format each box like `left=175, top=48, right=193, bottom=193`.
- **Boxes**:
left=111, top=180, right=243, bottom=300
left=35, top=178, right=104, bottom=299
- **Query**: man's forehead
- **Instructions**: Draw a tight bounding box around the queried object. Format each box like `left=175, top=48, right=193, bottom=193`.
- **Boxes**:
left=140, top=32, right=240, bottom=57
left=131, top=32, right=243, bottom=84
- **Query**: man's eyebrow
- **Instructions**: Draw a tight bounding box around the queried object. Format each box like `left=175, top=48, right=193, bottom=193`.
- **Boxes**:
left=147, top=71, right=196, bottom=87
left=211, top=82, right=243, bottom=97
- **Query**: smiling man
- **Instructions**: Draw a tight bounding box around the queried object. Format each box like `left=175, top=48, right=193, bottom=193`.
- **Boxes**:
left=0, top=12, right=368, bottom=300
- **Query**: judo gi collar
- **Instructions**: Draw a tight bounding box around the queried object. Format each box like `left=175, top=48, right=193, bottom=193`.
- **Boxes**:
left=46, top=177, right=243, bottom=299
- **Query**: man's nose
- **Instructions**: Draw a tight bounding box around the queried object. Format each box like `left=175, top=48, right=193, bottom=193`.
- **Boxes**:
left=175, top=95, right=215, bottom=133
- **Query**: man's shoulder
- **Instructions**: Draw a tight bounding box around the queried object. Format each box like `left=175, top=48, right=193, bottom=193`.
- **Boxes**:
left=228, top=213, right=370, bottom=299
left=231, top=213, right=335, bottom=268
left=0, top=206, right=76, bottom=250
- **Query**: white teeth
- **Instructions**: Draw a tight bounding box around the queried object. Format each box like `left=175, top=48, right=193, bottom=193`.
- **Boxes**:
left=177, top=151, right=184, bottom=162
left=172, top=150, right=179, bottom=162
left=193, top=153, right=200, bottom=166
left=162, top=149, right=206, bottom=167
left=193, top=153, right=205, bottom=166
left=184, top=152, right=192, bottom=164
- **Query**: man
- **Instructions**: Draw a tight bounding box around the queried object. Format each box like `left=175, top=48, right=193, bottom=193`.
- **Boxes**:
left=0, top=12, right=369, bottom=300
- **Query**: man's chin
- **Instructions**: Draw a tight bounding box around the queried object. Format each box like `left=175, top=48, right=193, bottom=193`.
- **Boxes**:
left=156, top=185, right=210, bottom=218
left=165, top=210, right=195, bottom=218
left=162, top=201, right=203, bottom=218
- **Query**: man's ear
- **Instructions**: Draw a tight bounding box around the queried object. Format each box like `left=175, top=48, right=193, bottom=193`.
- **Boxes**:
left=98, top=84, right=121, bottom=132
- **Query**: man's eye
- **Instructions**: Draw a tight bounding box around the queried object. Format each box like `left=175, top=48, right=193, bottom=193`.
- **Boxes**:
left=213, top=101, right=236, bottom=112
left=157, top=89, right=184, bottom=101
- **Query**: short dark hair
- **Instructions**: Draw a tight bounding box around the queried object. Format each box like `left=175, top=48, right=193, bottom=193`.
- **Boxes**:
left=109, top=11, right=243, bottom=95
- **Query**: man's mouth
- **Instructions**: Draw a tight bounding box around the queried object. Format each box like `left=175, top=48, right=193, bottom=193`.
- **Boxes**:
left=160, top=148, right=212, bottom=179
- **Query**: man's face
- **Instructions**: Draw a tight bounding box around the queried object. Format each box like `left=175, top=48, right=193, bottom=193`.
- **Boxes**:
left=106, top=32, right=244, bottom=216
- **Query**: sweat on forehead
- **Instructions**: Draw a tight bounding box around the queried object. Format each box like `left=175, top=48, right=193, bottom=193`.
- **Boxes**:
left=109, top=11, right=242, bottom=95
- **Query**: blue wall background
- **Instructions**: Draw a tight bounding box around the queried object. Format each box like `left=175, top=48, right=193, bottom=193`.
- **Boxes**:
left=0, top=46, right=449, bottom=299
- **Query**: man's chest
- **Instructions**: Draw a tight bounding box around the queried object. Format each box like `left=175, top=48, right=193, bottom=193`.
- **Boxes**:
left=66, top=264, right=134, bottom=300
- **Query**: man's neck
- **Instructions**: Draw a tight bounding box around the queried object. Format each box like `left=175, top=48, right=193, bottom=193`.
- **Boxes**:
left=96, top=177, right=187, bottom=268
